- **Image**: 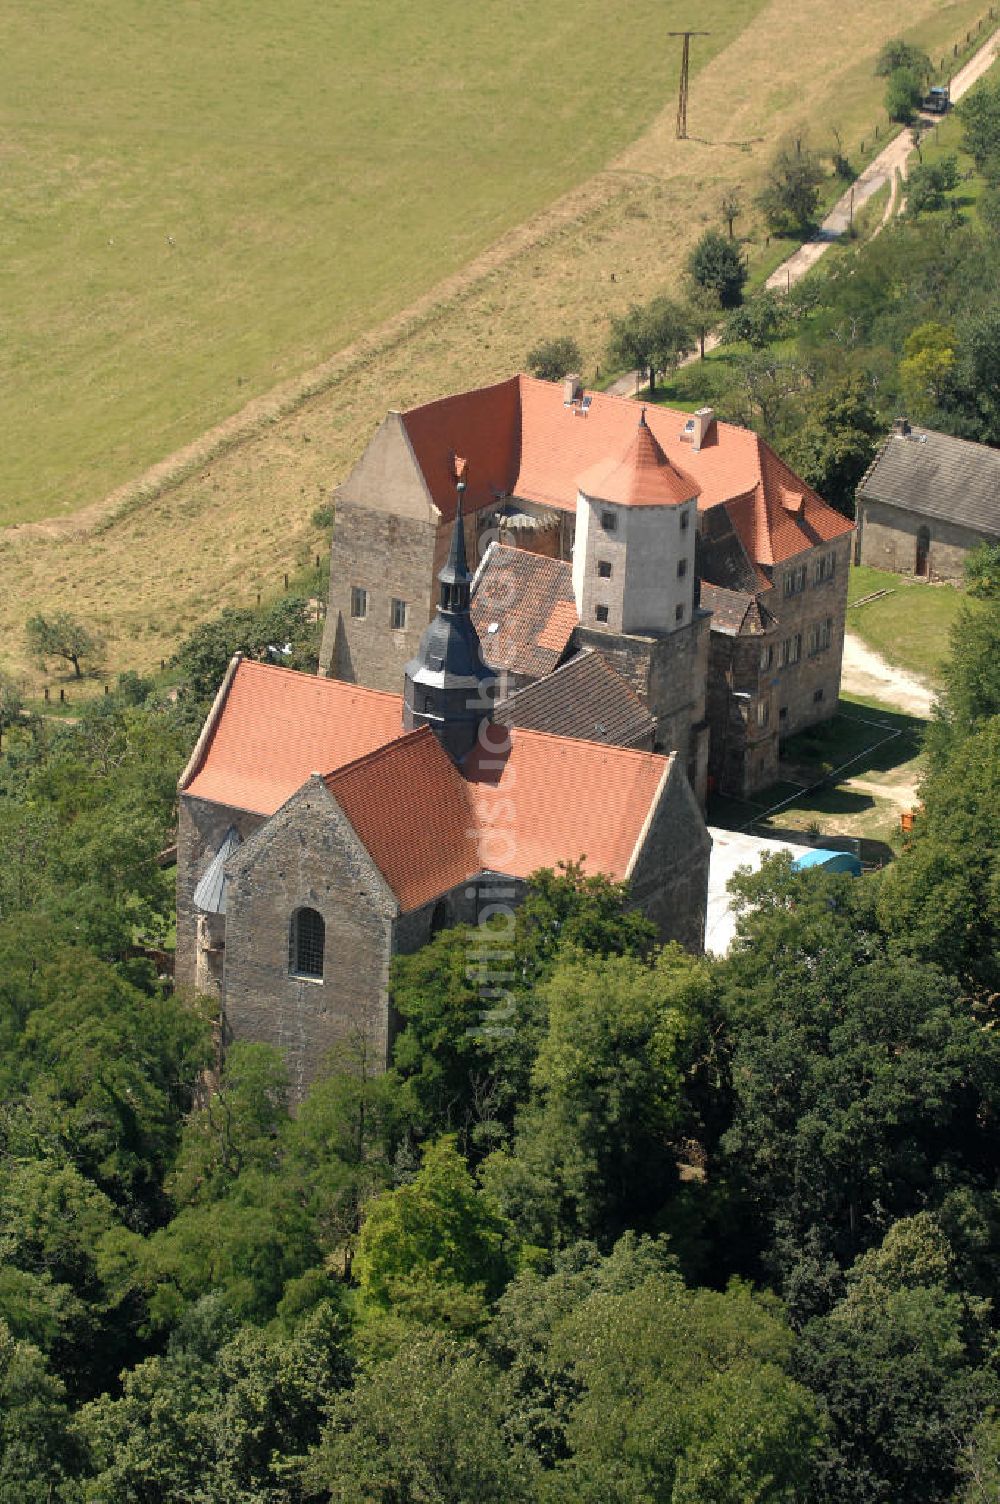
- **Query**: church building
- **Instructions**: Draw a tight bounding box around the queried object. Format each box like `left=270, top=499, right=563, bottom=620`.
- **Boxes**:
left=176, top=484, right=711, bottom=1098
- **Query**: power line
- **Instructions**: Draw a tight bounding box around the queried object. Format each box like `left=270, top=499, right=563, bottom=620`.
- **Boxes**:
left=668, top=30, right=710, bottom=139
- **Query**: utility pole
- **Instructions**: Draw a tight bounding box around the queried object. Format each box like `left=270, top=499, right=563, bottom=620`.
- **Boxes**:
left=668, top=30, right=710, bottom=139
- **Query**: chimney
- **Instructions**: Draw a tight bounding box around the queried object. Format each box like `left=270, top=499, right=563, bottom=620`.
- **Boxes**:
left=893, top=417, right=911, bottom=436
left=563, top=374, right=583, bottom=406
left=691, top=406, right=715, bottom=451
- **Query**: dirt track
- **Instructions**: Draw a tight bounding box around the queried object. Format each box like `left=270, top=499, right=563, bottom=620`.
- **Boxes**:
left=840, top=632, right=936, bottom=717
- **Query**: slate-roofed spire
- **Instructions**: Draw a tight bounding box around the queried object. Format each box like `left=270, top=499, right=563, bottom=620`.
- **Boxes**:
left=403, top=471, right=497, bottom=764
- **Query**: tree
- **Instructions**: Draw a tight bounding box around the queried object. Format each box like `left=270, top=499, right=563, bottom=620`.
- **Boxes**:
left=885, top=66, right=924, bottom=125
left=905, top=155, right=960, bottom=215
left=25, top=611, right=104, bottom=679
left=310, top=1332, right=534, bottom=1504
left=721, top=289, right=792, bottom=350
left=546, top=1273, right=821, bottom=1502
left=481, top=947, right=718, bottom=1246
left=526, top=335, right=583, bottom=383
left=0, top=671, right=24, bottom=751
left=718, top=186, right=743, bottom=239
left=898, top=321, right=957, bottom=420
left=879, top=711, right=1000, bottom=995
left=170, top=595, right=316, bottom=702
left=607, top=297, right=693, bottom=391
left=964, top=542, right=1000, bottom=599
left=0, top=1320, right=80, bottom=1504
left=779, top=373, right=882, bottom=517
left=684, top=281, right=722, bottom=359
left=720, top=859, right=1000, bottom=1294
left=687, top=230, right=747, bottom=309
left=756, top=140, right=825, bottom=235
left=793, top=1221, right=996, bottom=1503
left=78, top=1295, right=351, bottom=1503
left=875, top=38, right=931, bottom=79
left=958, top=76, right=1000, bottom=176
left=354, top=1136, right=517, bottom=1332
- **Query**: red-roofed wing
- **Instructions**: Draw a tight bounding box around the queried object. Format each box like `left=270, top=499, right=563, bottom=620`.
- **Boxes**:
left=182, top=659, right=405, bottom=815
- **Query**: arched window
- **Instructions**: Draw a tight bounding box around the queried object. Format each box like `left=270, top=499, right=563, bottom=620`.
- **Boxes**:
left=289, top=907, right=325, bottom=980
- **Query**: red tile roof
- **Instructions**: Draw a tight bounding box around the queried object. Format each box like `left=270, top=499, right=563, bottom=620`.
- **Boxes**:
left=398, top=375, right=852, bottom=565
left=471, top=545, right=578, bottom=681
left=577, top=412, right=698, bottom=509
left=181, top=658, right=405, bottom=815
left=328, top=721, right=670, bottom=909
left=182, top=660, right=671, bottom=911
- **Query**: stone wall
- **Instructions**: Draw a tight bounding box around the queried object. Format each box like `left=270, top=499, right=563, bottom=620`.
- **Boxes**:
left=322, top=497, right=437, bottom=689
left=706, top=632, right=780, bottom=799
left=222, top=779, right=398, bottom=1101
left=627, top=760, right=711, bottom=953
left=574, top=605, right=710, bottom=802
left=766, top=533, right=853, bottom=739
left=175, top=794, right=266, bottom=998
left=857, top=496, right=983, bottom=582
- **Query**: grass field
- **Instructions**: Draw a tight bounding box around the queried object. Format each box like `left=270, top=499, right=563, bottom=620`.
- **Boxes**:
left=3, top=0, right=768, bottom=526
left=0, top=0, right=992, bottom=687
left=847, top=565, right=970, bottom=681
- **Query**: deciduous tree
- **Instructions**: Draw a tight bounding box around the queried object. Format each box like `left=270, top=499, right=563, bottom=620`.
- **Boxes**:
left=25, top=611, right=104, bottom=680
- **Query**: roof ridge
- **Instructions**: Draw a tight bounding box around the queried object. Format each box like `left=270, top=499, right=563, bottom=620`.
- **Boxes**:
left=323, top=724, right=439, bottom=787
left=238, top=657, right=405, bottom=704
left=506, top=723, right=670, bottom=765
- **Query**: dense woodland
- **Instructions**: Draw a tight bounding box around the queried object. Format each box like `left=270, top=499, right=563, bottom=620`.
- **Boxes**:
left=0, top=534, right=996, bottom=1500
left=2, top=72, right=1000, bottom=1504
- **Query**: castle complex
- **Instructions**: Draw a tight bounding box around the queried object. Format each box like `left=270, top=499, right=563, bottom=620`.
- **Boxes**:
left=176, top=373, right=853, bottom=1095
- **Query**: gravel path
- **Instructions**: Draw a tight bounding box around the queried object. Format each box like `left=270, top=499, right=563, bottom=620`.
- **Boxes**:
left=607, top=27, right=1000, bottom=399
left=840, top=631, right=937, bottom=717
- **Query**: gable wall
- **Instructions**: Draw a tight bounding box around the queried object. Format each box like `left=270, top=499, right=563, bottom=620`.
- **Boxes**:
left=222, top=785, right=397, bottom=1102
left=627, top=763, right=711, bottom=953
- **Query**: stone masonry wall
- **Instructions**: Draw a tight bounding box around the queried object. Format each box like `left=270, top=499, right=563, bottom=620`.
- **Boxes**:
left=574, top=606, right=710, bottom=801
left=627, top=762, right=711, bottom=953
left=175, top=794, right=266, bottom=998
left=321, top=498, right=437, bottom=689
left=858, top=497, right=984, bottom=582
left=766, top=533, right=853, bottom=739
left=222, top=780, right=398, bottom=1102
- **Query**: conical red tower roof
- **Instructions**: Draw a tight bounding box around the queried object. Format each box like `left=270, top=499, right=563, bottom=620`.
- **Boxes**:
left=577, top=410, right=699, bottom=509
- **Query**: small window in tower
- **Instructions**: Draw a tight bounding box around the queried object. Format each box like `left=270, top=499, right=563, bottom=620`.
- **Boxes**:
left=289, top=907, right=325, bottom=980
left=680, top=508, right=690, bottom=532
left=677, top=557, right=687, bottom=578
left=675, top=603, right=685, bottom=623
left=391, top=597, right=408, bottom=630
left=601, top=510, right=617, bottom=533
left=814, top=686, right=825, bottom=703
left=595, top=604, right=610, bottom=623
left=597, top=560, right=613, bottom=579
left=350, top=586, right=368, bottom=619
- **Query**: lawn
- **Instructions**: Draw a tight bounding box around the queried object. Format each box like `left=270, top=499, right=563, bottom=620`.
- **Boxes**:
left=707, top=692, right=927, bottom=859
left=846, top=564, right=970, bottom=681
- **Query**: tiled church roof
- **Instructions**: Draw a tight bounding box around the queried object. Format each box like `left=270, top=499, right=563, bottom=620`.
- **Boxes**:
left=180, top=659, right=404, bottom=814
left=393, top=375, right=853, bottom=565
left=181, top=658, right=672, bottom=911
